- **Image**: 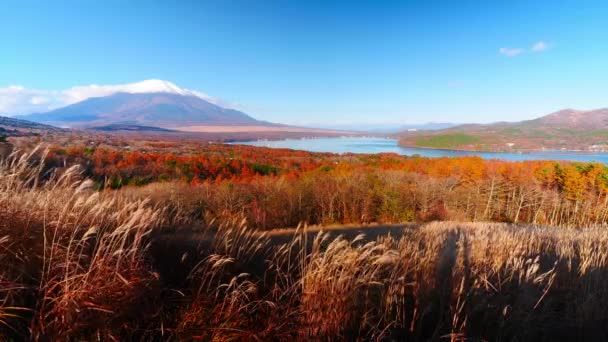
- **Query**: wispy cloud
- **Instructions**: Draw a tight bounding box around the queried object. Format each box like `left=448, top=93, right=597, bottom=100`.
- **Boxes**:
left=0, top=86, right=62, bottom=115
left=499, top=41, right=551, bottom=57
left=499, top=47, right=524, bottom=57
left=0, top=80, right=233, bottom=116
left=531, top=41, right=550, bottom=52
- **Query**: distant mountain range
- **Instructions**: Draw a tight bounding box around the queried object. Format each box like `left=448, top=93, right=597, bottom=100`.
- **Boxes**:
left=316, top=122, right=456, bottom=133
left=20, top=92, right=269, bottom=128
left=398, top=122, right=457, bottom=131
left=397, top=108, right=608, bottom=151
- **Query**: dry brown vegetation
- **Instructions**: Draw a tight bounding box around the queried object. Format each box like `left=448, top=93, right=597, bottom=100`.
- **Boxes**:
left=2, top=147, right=608, bottom=341
left=28, top=139, right=608, bottom=230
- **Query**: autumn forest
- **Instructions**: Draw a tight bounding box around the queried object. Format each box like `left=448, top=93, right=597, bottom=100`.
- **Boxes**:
left=46, top=140, right=608, bottom=228
left=2, top=134, right=608, bottom=341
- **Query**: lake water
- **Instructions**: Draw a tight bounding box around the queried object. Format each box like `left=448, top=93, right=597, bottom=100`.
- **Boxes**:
left=236, top=137, right=608, bottom=163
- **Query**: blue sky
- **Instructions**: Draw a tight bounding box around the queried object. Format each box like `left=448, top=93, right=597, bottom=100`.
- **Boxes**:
left=1, top=0, right=608, bottom=125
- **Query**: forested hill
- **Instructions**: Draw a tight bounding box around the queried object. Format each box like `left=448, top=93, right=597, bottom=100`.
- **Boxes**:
left=397, top=108, right=608, bottom=152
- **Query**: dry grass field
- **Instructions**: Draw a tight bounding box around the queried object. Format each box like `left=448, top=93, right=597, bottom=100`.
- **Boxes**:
left=2, top=147, right=608, bottom=341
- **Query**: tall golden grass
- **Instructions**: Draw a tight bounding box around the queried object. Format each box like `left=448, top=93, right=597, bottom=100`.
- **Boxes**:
left=1, top=147, right=608, bottom=340
left=0, top=147, right=163, bottom=339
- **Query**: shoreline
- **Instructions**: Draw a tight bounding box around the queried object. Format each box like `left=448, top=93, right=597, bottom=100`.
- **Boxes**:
left=233, top=136, right=607, bottom=156
left=396, top=142, right=604, bottom=155
left=227, top=134, right=391, bottom=144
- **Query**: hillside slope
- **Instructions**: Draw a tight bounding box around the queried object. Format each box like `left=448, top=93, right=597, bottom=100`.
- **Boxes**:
left=0, top=115, right=62, bottom=138
left=397, top=108, right=608, bottom=151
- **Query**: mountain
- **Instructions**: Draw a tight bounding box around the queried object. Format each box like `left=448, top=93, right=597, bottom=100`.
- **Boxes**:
left=527, top=108, right=608, bottom=129
left=21, top=91, right=267, bottom=128
left=398, top=122, right=458, bottom=131
left=397, top=108, right=608, bottom=152
left=0, top=115, right=62, bottom=138
left=0, top=115, right=58, bottom=130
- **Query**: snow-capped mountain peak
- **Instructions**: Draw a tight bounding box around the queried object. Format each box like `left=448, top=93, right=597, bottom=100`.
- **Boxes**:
left=0, top=80, right=224, bottom=116
left=121, top=79, right=188, bottom=95
left=61, top=79, right=214, bottom=105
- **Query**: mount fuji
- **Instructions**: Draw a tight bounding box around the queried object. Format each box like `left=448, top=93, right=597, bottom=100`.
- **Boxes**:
left=20, top=80, right=272, bottom=129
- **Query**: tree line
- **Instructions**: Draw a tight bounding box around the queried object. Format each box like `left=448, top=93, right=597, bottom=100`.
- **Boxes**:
left=45, top=144, right=608, bottom=228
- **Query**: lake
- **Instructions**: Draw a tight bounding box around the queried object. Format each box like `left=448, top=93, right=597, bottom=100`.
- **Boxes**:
left=236, top=137, right=608, bottom=163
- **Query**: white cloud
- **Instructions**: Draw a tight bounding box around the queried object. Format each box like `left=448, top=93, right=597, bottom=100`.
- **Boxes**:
left=60, top=79, right=217, bottom=104
left=499, top=41, right=552, bottom=57
left=531, top=41, right=549, bottom=52
left=499, top=47, right=524, bottom=57
left=30, top=96, right=49, bottom=105
left=0, top=86, right=63, bottom=115
left=0, top=79, right=231, bottom=116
